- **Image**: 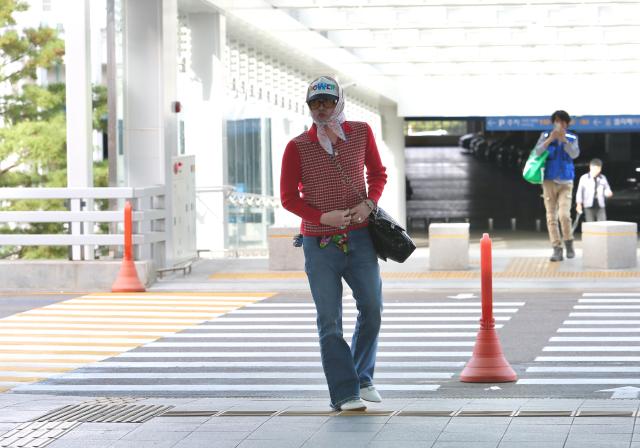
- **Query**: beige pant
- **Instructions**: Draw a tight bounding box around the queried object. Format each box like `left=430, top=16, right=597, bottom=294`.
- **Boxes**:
left=542, top=180, right=573, bottom=248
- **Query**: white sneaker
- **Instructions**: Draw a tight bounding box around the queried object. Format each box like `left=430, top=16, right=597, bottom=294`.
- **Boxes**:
left=360, top=385, right=382, bottom=403
left=340, top=399, right=367, bottom=411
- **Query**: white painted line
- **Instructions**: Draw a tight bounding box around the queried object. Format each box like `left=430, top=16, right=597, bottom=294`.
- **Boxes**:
left=214, top=317, right=510, bottom=322
left=582, top=293, right=640, bottom=297
left=0, top=371, right=64, bottom=378
left=558, top=328, right=640, bottom=333
left=12, top=384, right=441, bottom=392
left=550, top=337, right=640, bottom=342
left=518, top=379, right=640, bottom=385
left=193, top=324, right=503, bottom=330
left=563, top=321, right=640, bottom=326
left=0, top=337, right=153, bottom=344
left=0, top=354, right=105, bottom=360
left=0, top=330, right=173, bottom=336
left=228, top=309, right=518, bottom=314
left=0, top=382, right=22, bottom=388
left=0, top=345, right=133, bottom=352
left=24, top=310, right=225, bottom=317
left=0, top=363, right=81, bottom=368
left=86, top=295, right=267, bottom=301
left=241, top=302, right=525, bottom=307
left=54, top=372, right=453, bottom=380
left=575, top=306, right=640, bottom=310
left=527, top=367, right=640, bottom=373
left=86, top=361, right=466, bottom=368
left=148, top=341, right=476, bottom=348
left=165, top=332, right=477, bottom=338
left=3, top=317, right=209, bottom=324
left=543, top=346, right=640, bottom=352
left=570, top=313, right=640, bottom=317
left=0, top=323, right=197, bottom=330
left=580, top=299, right=640, bottom=303
left=46, top=305, right=241, bottom=312
left=116, top=351, right=472, bottom=358
left=536, top=356, right=640, bottom=362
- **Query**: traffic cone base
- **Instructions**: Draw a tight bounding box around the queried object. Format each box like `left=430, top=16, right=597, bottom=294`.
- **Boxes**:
left=111, top=258, right=145, bottom=292
left=459, top=327, right=517, bottom=383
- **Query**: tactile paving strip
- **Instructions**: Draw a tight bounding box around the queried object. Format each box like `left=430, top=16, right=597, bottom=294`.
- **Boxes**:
left=35, top=403, right=172, bottom=423
left=0, top=421, right=80, bottom=448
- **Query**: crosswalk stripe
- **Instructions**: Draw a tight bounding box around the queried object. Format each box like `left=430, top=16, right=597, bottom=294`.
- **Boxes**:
left=0, top=292, right=270, bottom=393
left=227, top=309, right=518, bottom=314
left=212, top=317, right=511, bottom=322
left=242, top=302, right=525, bottom=307
left=558, top=328, right=640, bottom=333
left=52, top=372, right=454, bottom=380
left=563, top=320, right=640, bottom=325
left=536, top=356, right=640, bottom=362
left=544, top=346, right=640, bottom=352
left=8, top=293, right=524, bottom=397
left=191, top=324, right=503, bottom=330
left=575, top=305, right=640, bottom=309
left=116, top=351, right=473, bottom=358
left=0, top=323, right=193, bottom=331
left=580, top=299, right=640, bottom=303
left=0, top=337, right=157, bottom=343
left=85, top=361, right=466, bottom=368
left=21, top=311, right=226, bottom=318
left=0, top=376, right=46, bottom=383
left=162, top=332, right=478, bottom=338
left=550, top=337, right=640, bottom=342
left=570, top=312, right=640, bottom=317
left=148, top=341, right=476, bottom=347
left=12, top=384, right=441, bottom=392
left=519, top=379, right=640, bottom=385
left=0, top=366, right=72, bottom=373
left=527, top=367, right=640, bottom=373
left=582, top=293, right=640, bottom=297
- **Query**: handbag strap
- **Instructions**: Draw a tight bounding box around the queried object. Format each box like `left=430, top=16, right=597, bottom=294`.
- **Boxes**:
left=328, top=153, right=377, bottom=214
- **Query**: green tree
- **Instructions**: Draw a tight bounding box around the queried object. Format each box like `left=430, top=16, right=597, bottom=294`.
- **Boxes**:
left=0, top=0, right=106, bottom=259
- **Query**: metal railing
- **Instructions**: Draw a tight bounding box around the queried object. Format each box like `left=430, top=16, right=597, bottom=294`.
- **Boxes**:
left=0, top=186, right=166, bottom=261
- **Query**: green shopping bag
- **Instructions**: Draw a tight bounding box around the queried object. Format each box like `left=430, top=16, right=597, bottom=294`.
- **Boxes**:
left=522, top=149, right=549, bottom=184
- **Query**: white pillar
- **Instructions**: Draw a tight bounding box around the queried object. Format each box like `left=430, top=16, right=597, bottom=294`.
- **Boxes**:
left=122, top=0, right=178, bottom=268
left=380, top=105, right=407, bottom=228
left=65, top=0, right=93, bottom=260
left=184, top=12, right=227, bottom=255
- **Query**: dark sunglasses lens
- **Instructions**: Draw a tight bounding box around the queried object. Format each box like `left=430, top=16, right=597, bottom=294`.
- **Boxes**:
left=308, top=98, right=337, bottom=110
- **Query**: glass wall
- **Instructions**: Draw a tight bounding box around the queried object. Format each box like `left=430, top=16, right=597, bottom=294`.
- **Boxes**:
left=225, top=118, right=275, bottom=252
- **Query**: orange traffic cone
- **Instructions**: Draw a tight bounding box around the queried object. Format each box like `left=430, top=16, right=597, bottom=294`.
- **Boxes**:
left=460, top=233, right=516, bottom=383
left=112, top=201, right=145, bottom=292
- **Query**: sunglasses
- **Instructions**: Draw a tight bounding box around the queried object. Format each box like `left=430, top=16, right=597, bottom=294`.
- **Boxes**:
left=308, top=97, right=338, bottom=110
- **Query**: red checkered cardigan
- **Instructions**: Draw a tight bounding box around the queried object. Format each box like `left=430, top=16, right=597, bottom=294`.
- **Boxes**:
left=280, top=121, right=387, bottom=236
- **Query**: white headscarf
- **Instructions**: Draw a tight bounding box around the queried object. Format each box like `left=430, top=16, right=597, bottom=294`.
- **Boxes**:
left=307, top=76, right=346, bottom=155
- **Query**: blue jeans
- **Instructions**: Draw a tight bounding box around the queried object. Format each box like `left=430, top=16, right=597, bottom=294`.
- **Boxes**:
left=302, top=227, right=383, bottom=409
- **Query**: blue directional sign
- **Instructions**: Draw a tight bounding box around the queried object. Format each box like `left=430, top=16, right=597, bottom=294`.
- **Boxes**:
left=486, top=115, right=640, bottom=132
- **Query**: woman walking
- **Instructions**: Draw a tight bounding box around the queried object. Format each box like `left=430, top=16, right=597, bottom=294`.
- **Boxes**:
left=280, top=76, right=387, bottom=411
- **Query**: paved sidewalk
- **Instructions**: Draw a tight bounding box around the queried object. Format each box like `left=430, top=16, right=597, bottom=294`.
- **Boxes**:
left=2, top=394, right=640, bottom=448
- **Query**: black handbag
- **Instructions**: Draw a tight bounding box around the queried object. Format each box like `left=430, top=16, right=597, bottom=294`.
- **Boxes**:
left=329, top=154, right=416, bottom=263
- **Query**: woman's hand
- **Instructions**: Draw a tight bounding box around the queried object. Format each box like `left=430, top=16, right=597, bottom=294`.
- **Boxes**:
left=349, top=201, right=374, bottom=224
left=320, top=209, right=351, bottom=228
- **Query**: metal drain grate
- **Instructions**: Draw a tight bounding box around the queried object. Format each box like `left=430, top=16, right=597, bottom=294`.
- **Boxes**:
left=92, top=397, right=145, bottom=405
left=516, top=410, right=574, bottom=417
left=0, top=421, right=80, bottom=448
left=577, top=410, right=635, bottom=417
left=35, top=403, right=173, bottom=423
left=397, top=410, right=454, bottom=417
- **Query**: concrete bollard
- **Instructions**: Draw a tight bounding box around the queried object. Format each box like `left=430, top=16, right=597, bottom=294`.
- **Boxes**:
left=429, top=223, right=470, bottom=270
left=267, top=227, right=305, bottom=271
left=582, top=221, right=638, bottom=269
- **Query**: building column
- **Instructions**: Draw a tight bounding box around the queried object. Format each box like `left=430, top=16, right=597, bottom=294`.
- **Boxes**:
left=184, top=12, right=227, bottom=255
left=380, top=105, right=407, bottom=228
left=65, top=0, right=93, bottom=260
left=122, top=0, right=178, bottom=267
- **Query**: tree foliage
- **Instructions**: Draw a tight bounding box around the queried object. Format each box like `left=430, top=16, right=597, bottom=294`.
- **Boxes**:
left=0, top=0, right=106, bottom=259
